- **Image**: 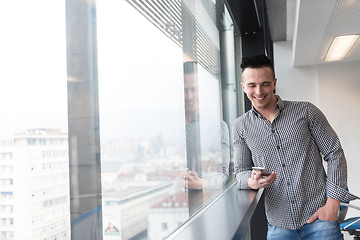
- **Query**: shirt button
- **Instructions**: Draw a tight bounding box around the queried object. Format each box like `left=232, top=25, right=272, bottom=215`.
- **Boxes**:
left=277, top=145, right=280, bottom=149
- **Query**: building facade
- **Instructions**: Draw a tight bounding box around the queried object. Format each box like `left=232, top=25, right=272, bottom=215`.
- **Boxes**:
left=0, top=129, right=70, bottom=240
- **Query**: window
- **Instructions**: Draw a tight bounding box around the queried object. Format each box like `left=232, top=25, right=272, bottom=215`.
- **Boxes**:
left=95, top=0, right=236, bottom=239
left=1, top=0, right=240, bottom=239
left=0, top=1, right=70, bottom=240
left=0, top=192, right=13, bottom=199
left=0, top=179, right=13, bottom=186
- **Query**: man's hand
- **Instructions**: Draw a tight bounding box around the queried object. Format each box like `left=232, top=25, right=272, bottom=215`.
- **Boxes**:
left=247, top=169, right=276, bottom=190
left=307, top=197, right=340, bottom=223
left=186, top=170, right=207, bottom=190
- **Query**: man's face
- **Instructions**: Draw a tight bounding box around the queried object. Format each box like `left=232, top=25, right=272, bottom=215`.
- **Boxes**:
left=241, top=67, right=277, bottom=111
left=184, top=73, right=199, bottom=113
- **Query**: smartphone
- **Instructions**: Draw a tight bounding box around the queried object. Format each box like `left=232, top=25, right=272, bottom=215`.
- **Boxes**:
left=252, top=167, right=271, bottom=176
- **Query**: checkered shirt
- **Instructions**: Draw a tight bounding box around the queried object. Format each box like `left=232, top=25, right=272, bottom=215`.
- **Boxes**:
left=233, top=95, right=359, bottom=230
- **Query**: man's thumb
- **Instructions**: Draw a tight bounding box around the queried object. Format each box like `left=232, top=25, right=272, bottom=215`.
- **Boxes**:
left=306, top=214, right=317, bottom=224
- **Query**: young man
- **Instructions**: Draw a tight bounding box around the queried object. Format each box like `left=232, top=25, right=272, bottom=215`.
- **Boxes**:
left=233, top=55, right=358, bottom=239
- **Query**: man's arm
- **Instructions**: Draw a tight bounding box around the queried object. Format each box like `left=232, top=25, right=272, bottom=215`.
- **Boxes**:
left=307, top=103, right=358, bottom=202
left=220, top=120, right=230, bottom=183
left=233, top=118, right=277, bottom=190
left=233, top=119, right=252, bottom=189
left=186, top=121, right=231, bottom=190
left=306, top=103, right=358, bottom=222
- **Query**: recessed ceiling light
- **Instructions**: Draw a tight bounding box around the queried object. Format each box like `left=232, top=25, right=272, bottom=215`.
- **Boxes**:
left=325, top=34, right=360, bottom=62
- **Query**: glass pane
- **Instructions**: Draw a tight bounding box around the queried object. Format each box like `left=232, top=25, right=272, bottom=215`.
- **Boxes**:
left=97, top=0, right=232, bottom=239
left=97, top=1, right=186, bottom=239
left=182, top=0, right=231, bottom=215
left=0, top=0, right=239, bottom=239
left=0, top=1, right=70, bottom=239
left=183, top=62, right=230, bottom=215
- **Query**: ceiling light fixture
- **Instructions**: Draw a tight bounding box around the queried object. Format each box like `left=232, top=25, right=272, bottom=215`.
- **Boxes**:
left=325, top=34, right=360, bottom=62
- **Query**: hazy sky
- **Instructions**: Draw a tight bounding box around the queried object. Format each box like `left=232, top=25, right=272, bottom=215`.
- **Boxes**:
left=0, top=0, right=184, bottom=138
left=0, top=0, right=68, bottom=135
left=0, top=0, right=223, bottom=145
left=96, top=0, right=186, bottom=141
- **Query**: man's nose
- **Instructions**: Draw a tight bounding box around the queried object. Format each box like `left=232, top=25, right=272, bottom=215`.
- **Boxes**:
left=255, top=85, right=262, bottom=94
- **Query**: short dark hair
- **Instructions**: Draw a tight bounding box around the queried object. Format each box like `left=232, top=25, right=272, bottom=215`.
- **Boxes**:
left=240, top=55, right=275, bottom=78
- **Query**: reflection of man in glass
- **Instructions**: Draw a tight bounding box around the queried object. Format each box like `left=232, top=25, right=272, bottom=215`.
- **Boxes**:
left=183, top=61, right=230, bottom=190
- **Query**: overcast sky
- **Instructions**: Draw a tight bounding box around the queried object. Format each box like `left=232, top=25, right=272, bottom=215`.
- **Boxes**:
left=0, top=0, right=222, bottom=145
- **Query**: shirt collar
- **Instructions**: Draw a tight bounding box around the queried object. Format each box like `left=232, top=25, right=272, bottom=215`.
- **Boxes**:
left=251, top=95, right=284, bottom=117
left=275, top=95, right=285, bottom=111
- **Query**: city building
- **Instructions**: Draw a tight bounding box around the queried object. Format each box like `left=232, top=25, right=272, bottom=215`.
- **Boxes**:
left=147, top=192, right=189, bottom=240
left=0, top=129, right=70, bottom=240
left=102, top=182, right=174, bottom=240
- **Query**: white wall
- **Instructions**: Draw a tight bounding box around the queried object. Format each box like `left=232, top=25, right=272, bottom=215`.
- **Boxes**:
left=273, top=41, right=319, bottom=106
left=274, top=41, right=360, bottom=218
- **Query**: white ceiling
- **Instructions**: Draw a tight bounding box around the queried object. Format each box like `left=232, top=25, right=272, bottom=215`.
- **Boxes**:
left=284, top=0, right=360, bottom=67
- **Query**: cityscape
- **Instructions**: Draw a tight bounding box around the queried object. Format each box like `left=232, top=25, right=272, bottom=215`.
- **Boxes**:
left=0, top=128, right=225, bottom=240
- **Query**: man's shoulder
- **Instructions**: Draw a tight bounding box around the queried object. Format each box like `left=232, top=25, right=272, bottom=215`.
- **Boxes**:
left=283, top=99, right=311, bottom=105
left=233, top=110, right=253, bottom=126
left=282, top=100, right=324, bottom=119
left=283, top=99, right=314, bottom=110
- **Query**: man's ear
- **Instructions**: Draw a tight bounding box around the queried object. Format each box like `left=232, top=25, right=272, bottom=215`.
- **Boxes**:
left=241, top=81, right=246, bottom=93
